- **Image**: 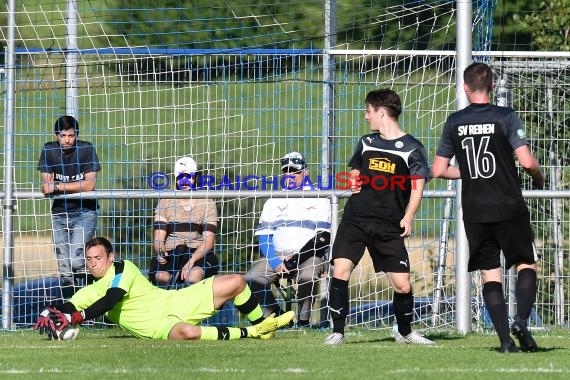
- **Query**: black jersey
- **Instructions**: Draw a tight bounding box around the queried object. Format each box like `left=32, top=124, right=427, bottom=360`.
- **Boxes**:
left=436, top=103, right=529, bottom=223
left=342, top=133, right=431, bottom=225
left=37, top=140, right=101, bottom=213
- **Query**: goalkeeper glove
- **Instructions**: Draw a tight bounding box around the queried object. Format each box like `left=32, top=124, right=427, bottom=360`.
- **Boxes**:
left=34, top=306, right=59, bottom=339
left=50, top=309, right=85, bottom=331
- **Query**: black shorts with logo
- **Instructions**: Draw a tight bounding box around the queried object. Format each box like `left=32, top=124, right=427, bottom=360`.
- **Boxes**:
left=464, top=211, right=538, bottom=271
left=331, top=219, right=410, bottom=273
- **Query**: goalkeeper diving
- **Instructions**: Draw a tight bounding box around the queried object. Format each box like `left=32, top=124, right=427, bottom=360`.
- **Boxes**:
left=34, top=236, right=293, bottom=340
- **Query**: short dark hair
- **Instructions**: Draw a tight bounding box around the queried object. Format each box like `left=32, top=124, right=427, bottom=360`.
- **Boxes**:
left=365, top=89, right=402, bottom=119
left=54, top=115, right=79, bottom=135
left=464, top=62, right=493, bottom=92
left=85, top=237, right=113, bottom=256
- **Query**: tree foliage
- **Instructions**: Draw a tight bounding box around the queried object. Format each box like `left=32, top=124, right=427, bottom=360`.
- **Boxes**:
left=490, top=0, right=532, bottom=50
left=105, top=0, right=326, bottom=49
left=513, top=0, right=570, bottom=51
left=103, top=0, right=455, bottom=50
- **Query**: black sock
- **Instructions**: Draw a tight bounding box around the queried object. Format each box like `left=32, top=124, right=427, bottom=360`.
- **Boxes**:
left=516, top=268, right=537, bottom=321
left=393, top=291, right=413, bottom=336
left=234, top=288, right=264, bottom=325
left=483, top=281, right=511, bottom=343
left=328, top=277, right=349, bottom=334
left=271, top=307, right=285, bottom=316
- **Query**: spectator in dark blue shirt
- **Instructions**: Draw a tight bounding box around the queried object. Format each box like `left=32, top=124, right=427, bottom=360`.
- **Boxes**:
left=37, top=115, right=101, bottom=298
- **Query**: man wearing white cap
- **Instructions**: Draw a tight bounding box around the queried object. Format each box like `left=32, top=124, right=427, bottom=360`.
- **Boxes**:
left=148, top=156, right=219, bottom=288
left=245, top=152, right=331, bottom=327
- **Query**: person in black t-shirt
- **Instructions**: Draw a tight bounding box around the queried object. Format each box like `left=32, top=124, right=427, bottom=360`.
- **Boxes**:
left=37, top=115, right=101, bottom=298
left=324, top=89, right=433, bottom=346
left=433, top=62, right=545, bottom=353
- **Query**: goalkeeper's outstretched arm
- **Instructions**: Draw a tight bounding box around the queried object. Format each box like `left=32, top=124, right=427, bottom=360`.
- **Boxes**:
left=57, top=287, right=127, bottom=323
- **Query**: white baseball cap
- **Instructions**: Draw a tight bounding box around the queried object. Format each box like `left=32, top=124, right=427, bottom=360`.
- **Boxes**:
left=174, top=156, right=198, bottom=176
left=281, top=151, right=306, bottom=171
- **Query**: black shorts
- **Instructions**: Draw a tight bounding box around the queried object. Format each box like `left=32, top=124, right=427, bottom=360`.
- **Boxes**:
left=148, top=245, right=219, bottom=284
left=331, top=219, right=409, bottom=273
left=464, top=211, right=538, bottom=271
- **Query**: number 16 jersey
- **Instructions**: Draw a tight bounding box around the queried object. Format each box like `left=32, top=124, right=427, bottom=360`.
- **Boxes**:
left=436, top=103, right=529, bottom=223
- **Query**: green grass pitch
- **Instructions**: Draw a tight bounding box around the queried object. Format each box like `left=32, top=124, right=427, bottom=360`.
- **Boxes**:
left=1, top=327, right=569, bottom=379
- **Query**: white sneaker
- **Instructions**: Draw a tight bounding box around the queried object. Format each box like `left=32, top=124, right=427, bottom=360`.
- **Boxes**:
left=395, top=331, right=435, bottom=345
left=324, top=332, right=345, bottom=345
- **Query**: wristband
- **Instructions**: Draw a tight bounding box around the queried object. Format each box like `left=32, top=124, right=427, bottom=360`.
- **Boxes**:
left=71, top=310, right=85, bottom=325
left=54, top=182, right=60, bottom=193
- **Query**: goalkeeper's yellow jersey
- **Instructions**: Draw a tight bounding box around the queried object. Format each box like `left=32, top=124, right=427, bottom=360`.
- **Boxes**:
left=69, top=260, right=172, bottom=338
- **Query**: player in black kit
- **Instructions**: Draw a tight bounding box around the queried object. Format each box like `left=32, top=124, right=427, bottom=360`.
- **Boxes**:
left=433, top=62, right=545, bottom=353
left=324, top=89, right=433, bottom=345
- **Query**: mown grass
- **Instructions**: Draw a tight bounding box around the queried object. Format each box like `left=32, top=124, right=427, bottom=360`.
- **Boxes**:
left=0, top=327, right=568, bottom=380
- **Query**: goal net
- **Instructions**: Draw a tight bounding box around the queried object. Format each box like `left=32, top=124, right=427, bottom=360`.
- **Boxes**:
left=4, top=1, right=566, bottom=333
